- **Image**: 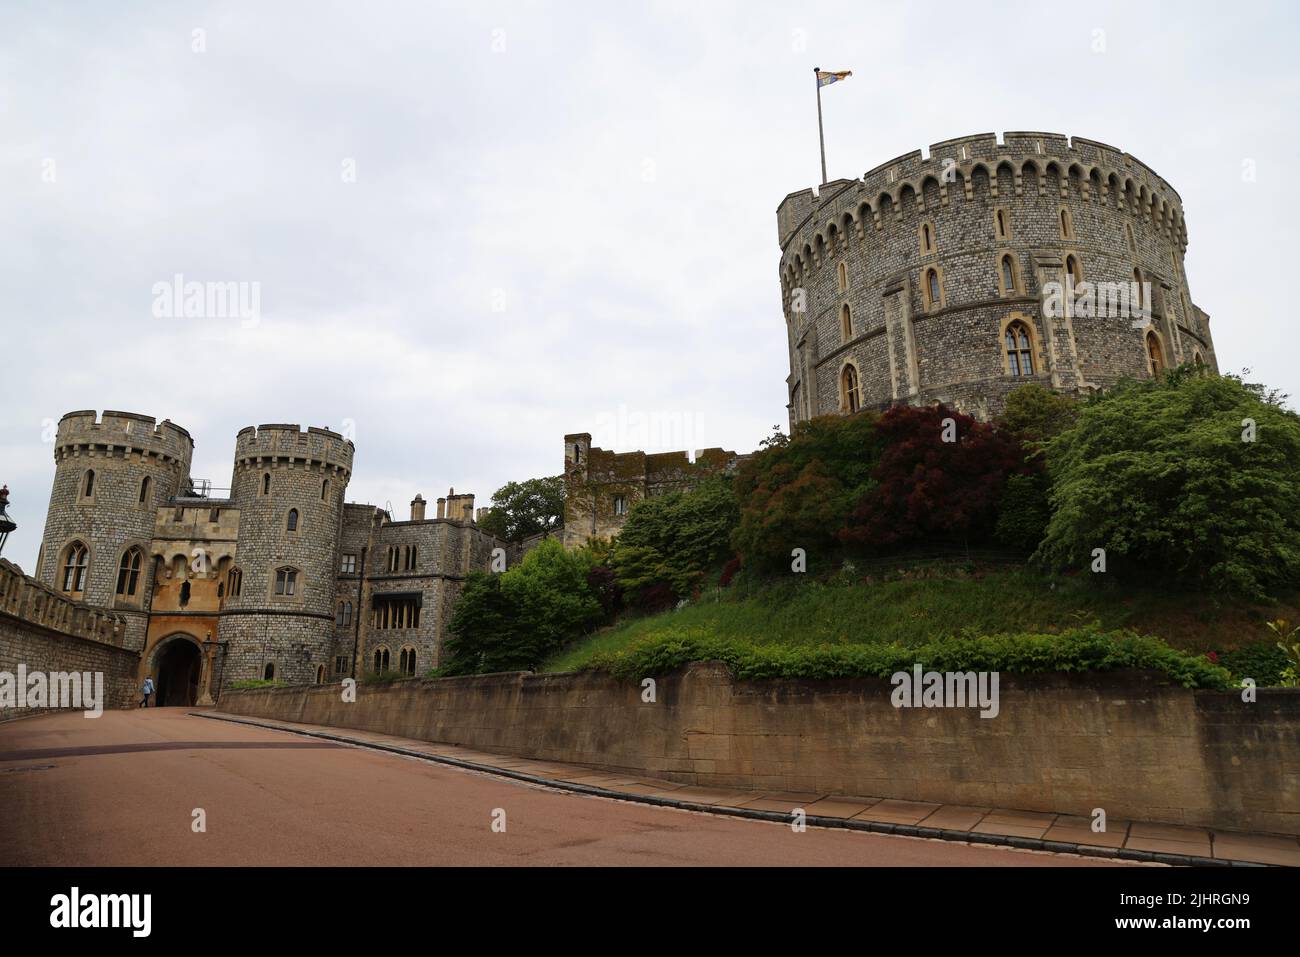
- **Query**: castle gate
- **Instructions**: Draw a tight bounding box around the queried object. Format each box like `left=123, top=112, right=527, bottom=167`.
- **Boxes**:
left=152, top=634, right=202, bottom=707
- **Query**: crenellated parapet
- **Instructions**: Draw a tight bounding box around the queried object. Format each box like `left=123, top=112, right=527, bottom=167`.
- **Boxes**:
left=0, top=558, right=129, bottom=648
left=561, top=434, right=744, bottom=547
left=233, top=424, right=354, bottom=479
left=778, top=131, right=1191, bottom=283
left=53, top=410, right=193, bottom=470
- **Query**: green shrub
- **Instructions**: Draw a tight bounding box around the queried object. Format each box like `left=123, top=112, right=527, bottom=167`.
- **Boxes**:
left=994, top=472, right=1051, bottom=552
left=361, top=669, right=411, bottom=684
left=1216, top=641, right=1290, bottom=687
left=227, top=678, right=288, bottom=690
left=583, top=626, right=1233, bottom=690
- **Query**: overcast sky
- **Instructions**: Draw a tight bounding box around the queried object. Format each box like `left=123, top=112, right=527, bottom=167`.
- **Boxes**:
left=3, top=0, right=1297, bottom=572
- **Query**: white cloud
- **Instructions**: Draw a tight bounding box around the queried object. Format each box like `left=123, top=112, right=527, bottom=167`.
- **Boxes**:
left=2, top=0, right=1297, bottom=571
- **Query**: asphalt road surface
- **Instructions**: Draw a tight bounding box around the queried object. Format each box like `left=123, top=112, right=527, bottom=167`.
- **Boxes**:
left=0, top=709, right=1127, bottom=867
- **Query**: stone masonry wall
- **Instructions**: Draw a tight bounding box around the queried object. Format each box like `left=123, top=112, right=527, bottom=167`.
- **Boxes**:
left=778, top=132, right=1218, bottom=426
left=0, top=560, right=140, bottom=719
left=220, top=424, right=353, bottom=688
left=219, top=663, right=1300, bottom=837
left=562, top=433, right=742, bottom=546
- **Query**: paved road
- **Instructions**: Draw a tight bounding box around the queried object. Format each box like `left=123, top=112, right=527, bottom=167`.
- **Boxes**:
left=0, top=709, right=1126, bottom=867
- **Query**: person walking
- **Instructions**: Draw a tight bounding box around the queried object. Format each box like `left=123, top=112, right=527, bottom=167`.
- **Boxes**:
left=140, top=675, right=155, bottom=708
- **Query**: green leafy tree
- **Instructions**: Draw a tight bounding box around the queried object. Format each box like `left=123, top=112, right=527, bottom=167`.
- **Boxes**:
left=990, top=385, right=1076, bottom=552
left=1038, top=371, right=1300, bottom=597
left=442, top=539, right=602, bottom=673
left=997, top=383, right=1079, bottom=447
left=441, top=572, right=520, bottom=675
left=731, top=413, right=881, bottom=572
left=477, top=476, right=565, bottom=543
left=611, top=477, right=739, bottom=605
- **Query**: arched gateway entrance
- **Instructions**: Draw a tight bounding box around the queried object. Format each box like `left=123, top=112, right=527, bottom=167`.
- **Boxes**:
left=153, top=637, right=202, bottom=707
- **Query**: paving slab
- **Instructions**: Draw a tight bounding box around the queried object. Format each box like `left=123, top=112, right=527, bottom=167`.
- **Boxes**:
left=803, top=799, right=879, bottom=819
left=852, top=799, right=942, bottom=825
left=920, top=806, right=991, bottom=832
left=1211, top=833, right=1300, bottom=867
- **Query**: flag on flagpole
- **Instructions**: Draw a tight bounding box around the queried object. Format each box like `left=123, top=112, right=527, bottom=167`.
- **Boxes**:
left=816, top=69, right=852, bottom=88
left=813, top=67, right=851, bottom=184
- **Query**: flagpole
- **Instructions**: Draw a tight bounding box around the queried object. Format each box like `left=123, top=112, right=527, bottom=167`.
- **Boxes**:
left=814, top=66, right=827, bottom=185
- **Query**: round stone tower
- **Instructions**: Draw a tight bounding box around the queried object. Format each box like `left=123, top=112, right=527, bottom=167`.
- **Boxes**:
left=219, top=423, right=353, bottom=686
left=37, top=410, right=194, bottom=651
left=777, top=131, right=1218, bottom=425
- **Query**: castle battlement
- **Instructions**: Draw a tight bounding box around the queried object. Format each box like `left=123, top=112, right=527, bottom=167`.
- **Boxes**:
left=0, top=558, right=129, bottom=648
left=54, top=410, right=193, bottom=466
left=777, top=131, right=1187, bottom=255
left=234, top=423, right=354, bottom=475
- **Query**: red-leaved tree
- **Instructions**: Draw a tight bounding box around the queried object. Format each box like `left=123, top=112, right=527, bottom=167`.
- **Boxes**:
left=838, top=404, right=1027, bottom=548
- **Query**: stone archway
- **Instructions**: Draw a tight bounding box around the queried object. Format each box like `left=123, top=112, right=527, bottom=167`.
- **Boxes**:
left=153, top=636, right=202, bottom=707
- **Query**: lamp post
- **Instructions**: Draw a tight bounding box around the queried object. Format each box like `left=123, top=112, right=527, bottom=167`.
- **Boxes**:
left=0, top=486, right=16, bottom=557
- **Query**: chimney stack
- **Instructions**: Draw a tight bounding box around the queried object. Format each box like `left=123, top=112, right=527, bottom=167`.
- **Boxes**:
left=410, top=494, right=426, bottom=522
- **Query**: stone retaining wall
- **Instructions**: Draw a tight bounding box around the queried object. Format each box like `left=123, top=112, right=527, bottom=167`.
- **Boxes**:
left=218, top=663, right=1300, bottom=836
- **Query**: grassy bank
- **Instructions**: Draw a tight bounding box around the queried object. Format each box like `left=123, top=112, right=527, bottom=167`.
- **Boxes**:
left=541, top=564, right=1297, bottom=683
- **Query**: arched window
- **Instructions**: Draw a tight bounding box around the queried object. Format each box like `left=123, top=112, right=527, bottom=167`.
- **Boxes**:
left=1000, top=254, right=1017, bottom=295
left=82, top=470, right=95, bottom=498
left=227, top=566, right=242, bottom=597
left=400, top=646, right=417, bottom=676
left=262, top=473, right=271, bottom=496
left=139, top=476, right=151, bottom=505
left=1005, top=321, right=1035, bottom=377
left=1193, top=349, right=1205, bottom=366
left=286, top=509, right=298, bottom=532
left=264, top=662, right=276, bottom=681
left=1059, top=207, right=1074, bottom=239
left=1146, top=332, right=1165, bottom=377
left=316, top=665, right=326, bottom=684
left=179, top=581, right=191, bottom=607
left=116, top=548, right=143, bottom=597
left=321, top=478, right=329, bottom=500
left=1133, top=267, right=1144, bottom=307
left=840, top=304, right=853, bottom=341
left=409, top=545, right=417, bottom=568
left=274, top=567, right=298, bottom=596
left=1065, top=255, right=1081, bottom=285
left=925, top=268, right=942, bottom=309
left=373, top=647, right=390, bottom=673
left=61, top=541, right=89, bottom=594
left=837, top=261, right=848, bottom=292
left=1125, top=222, right=1135, bottom=251
left=344, top=601, right=352, bottom=626
left=613, top=496, right=627, bottom=516
left=841, top=364, right=861, bottom=413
